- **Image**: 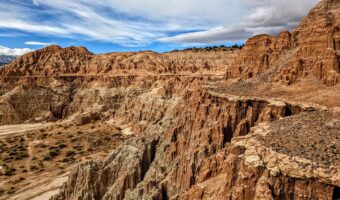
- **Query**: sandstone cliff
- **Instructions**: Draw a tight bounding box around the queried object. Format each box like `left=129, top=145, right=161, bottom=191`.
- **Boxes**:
left=51, top=88, right=340, bottom=200
left=0, top=0, right=338, bottom=200
left=226, top=0, right=340, bottom=86
left=0, top=45, right=237, bottom=82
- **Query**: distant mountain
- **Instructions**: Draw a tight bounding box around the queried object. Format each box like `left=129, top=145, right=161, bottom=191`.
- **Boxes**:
left=0, top=55, right=16, bottom=66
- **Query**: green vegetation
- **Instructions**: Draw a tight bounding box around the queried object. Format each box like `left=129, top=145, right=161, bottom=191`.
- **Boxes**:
left=171, top=44, right=244, bottom=53
left=43, top=149, right=60, bottom=160
left=30, top=165, right=39, bottom=171
left=66, top=150, right=76, bottom=157
left=58, top=143, right=67, bottom=149
left=4, top=166, right=16, bottom=176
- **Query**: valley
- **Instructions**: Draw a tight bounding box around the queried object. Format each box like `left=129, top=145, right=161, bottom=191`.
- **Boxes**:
left=0, top=0, right=339, bottom=200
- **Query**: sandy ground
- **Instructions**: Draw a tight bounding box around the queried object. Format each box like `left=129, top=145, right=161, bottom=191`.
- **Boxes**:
left=0, top=122, right=68, bottom=200
left=0, top=120, right=128, bottom=200
left=0, top=123, right=51, bottom=138
left=8, top=172, right=69, bottom=200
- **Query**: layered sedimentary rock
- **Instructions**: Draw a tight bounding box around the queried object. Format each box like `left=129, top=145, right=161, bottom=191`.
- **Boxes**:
left=0, top=45, right=237, bottom=82
left=0, top=45, right=237, bottom=125
left=226, top=0, right=340, bottom=86
left=51, top=89, right=339, bottom=200
left=0, top=1, right=339, bottom=200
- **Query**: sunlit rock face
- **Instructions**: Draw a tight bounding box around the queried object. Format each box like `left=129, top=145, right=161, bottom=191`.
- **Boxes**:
left=226, top=0, right=340, bottom=86
left=0, top=1, right=339, bottom=200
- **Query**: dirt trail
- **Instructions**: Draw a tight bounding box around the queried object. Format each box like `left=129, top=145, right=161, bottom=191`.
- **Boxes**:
left=0, top=123, right=51, bottom=138
left=8, top=172, right=69, bottom=200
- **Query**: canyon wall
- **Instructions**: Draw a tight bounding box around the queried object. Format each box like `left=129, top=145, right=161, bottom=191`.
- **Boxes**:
left=51, top=86, right=339, bottom=200
left=0, top=0, right=338, bottom=199
left=226, top=0, right=340, bottom=86
left=0, top=46, right=237, bottom=80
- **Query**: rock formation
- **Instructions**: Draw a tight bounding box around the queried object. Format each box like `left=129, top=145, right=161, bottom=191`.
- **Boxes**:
left=0, top=45, right=236, bottom=81
left=226, top=0, right=340, bottom=86
left=0, top=0, right=339, bottom=200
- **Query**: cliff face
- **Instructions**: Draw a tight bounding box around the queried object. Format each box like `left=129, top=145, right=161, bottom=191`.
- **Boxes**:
left=226, top=0, right=340, bottom=86
left=51, top=87, right=339, bottom=200
left=0, top=46, right=237, bottom=80
left=0, top=45, right=93, bottom=76
left=0, top=47, right=237, bottom=125
left=0, top=1, right=339, bottom=200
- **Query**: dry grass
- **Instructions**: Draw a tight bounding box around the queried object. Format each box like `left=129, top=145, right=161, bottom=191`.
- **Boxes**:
left=0, top=121, right=130, bottom=198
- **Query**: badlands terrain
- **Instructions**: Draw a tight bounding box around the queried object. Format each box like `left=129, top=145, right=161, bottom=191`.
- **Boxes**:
left=0, top=0, right=339, bottom=200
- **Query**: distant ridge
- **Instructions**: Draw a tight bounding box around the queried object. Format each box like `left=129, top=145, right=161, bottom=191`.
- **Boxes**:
left=0, top=55, right=16, bottom=66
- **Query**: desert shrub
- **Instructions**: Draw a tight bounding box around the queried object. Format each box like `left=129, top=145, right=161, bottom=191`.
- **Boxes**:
left=30, top=165, right=39, bottom=171
left=40, top=133, right=48, bottom=139
left=66, top=150, right=76, bottom=157
left=38, top=162, right=44, bottom=168
left=19, top=152, right=28, bottom=158
left=44, top=149, right=60, bottom=160
left=49, top=149, right=60, bottom=157
left=4, top=167, right=16, bottom=176
left=58, top=143, right=67, bottom=149
left=36, top=143, right=48, bottom=148
left=48, top=146, right=60, bottom=150
left=9, top=149, right=17, bottom=156
left=4, top=156, right=13, bottom=161
left=73, top=145, right=83, bottom=151
left=43, top=155, right=52, bottom=161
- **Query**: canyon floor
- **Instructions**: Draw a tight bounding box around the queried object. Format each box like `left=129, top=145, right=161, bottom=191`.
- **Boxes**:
left=0, top=120, right=133, bottom=200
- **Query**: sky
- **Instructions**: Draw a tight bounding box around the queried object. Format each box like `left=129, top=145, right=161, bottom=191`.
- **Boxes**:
left=0, top=0, right=319, bottom=55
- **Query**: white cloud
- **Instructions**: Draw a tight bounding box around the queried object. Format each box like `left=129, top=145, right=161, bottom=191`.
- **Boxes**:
left=25, top=41, right=53, bottom=46
left=0, top=46, right=34, bottom=56
left=0, top=0, right=243, bottom=46
left=159, top=0, right=319, bottom=44
left=159, top=27, right=253, bottom=44
left=0, top=33, right=23, bottom=37
left=32, top=0, right=39, bottom=6
left=0, top=0, right=319, bottom=46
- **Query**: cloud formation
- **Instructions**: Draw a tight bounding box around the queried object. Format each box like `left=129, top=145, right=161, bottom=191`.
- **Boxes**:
left=0, top=46, right=33, bottom=56
left=25, top=41, right=53, bottom=46
left=159, top=27, right=253, bottom=44
left=0, top=0, right=319, bottom=46
left=160, top=0, right=319, bottom=44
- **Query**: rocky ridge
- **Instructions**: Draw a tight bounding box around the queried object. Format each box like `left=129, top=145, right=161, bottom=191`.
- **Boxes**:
left=0, top=0, right=338, bottom=200
left=0, top=45, right=237, bottom=80
left=226, top=0, right=340, bottom=86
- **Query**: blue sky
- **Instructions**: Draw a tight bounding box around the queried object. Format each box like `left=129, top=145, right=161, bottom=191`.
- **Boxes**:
left=0, top=0, right=318, bottom=55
